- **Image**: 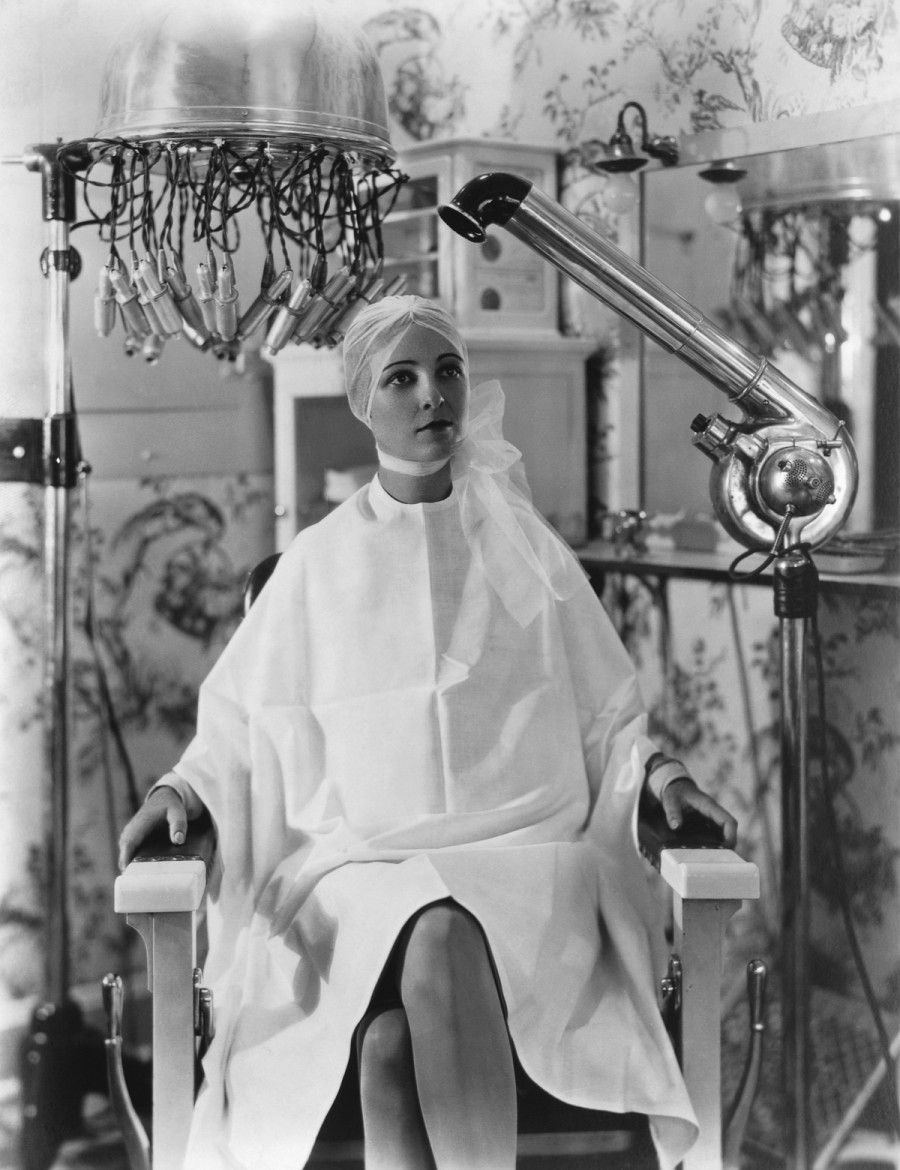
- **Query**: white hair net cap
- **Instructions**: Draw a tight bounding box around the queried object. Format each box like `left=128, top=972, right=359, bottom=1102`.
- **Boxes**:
left=342, top=294, right=468, bottom=424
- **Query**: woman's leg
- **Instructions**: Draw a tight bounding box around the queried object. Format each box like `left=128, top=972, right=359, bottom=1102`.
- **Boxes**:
left=357, top=1007, right=435, bottom=1170
left=398, top=903, right=517, bottom=1170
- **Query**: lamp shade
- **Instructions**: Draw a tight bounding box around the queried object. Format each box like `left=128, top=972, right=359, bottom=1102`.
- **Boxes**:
left=95, top=0, right=393, bottom=164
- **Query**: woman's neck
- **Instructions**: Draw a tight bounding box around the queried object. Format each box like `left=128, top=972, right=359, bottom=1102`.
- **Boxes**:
left=377, top=463, right=453, bottom=504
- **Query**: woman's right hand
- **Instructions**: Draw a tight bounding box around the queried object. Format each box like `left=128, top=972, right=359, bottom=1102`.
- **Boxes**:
left=118, top=777, right=191, bottom=872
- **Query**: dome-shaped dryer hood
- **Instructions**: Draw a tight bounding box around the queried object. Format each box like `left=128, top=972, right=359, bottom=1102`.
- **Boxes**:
left=95, top=0, right=393, bottom=164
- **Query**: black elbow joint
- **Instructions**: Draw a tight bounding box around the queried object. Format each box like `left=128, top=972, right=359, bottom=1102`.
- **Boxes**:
left=437, top=171, right=532, bottom=244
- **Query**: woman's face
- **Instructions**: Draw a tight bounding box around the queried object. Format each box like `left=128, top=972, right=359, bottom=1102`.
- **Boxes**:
left=367, top=324, right=468, bottom=462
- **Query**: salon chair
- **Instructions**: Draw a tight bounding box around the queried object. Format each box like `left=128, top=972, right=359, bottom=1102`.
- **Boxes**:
left=105, top=554, right=765, bottom=1170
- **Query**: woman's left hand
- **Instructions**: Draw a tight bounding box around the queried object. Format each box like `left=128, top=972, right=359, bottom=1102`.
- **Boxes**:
left=660, top=776, right=738, bottom=847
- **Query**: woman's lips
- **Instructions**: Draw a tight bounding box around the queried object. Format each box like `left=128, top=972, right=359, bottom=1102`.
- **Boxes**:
left=418, top=419, right=453, bottom=432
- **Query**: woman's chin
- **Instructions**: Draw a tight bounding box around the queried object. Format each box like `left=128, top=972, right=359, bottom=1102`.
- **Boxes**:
left=380, top=428, right=457, bottom=465
left=416, top=427, right=457, bottom=457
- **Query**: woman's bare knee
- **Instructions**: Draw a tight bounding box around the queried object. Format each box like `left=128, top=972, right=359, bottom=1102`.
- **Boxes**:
left=358, top=1007, right=413, bottom=1084
left=400, top=904, right=493, bottom=1008
left=404, top=904, right=484, bottom=965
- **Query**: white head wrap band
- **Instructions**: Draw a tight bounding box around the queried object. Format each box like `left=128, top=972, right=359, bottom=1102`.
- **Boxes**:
left=343, top=295, right=588, bottom=626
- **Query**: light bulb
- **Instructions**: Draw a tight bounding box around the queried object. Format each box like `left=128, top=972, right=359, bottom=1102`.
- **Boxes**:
left=704, top=186, right=742, bottom=226
left=604, top=172, right=638, bottom=214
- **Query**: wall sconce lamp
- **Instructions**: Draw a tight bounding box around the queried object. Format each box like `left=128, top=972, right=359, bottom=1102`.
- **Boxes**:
left=699, top=159, right=748, bottom=226
left=583, top=100, right=679, bottom=214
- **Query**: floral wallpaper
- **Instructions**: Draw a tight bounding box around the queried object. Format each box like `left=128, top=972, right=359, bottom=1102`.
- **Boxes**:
left=2, top=0, right=899, bottom=1164
left=603, top=571, right=900, bottom=1155
left=782, top=0, right=896, bottom=82
left=363, top=0, right=899, bottom=151
left=363, top=8, right=468, bottom=140
left=0, top=476, right=273, bottom=1010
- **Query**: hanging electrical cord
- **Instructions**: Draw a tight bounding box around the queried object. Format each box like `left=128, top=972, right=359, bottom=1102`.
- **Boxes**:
left=728, top=510, right=798, bottom=582
left=719, top=202, right=883, bottom=360
left=728, top=547, right=779, bottom=581
left=725, top=585, right=781, bottom=940
left=77, top=439, right=141, bottom=822
left=810, top=609, right=900, bottom=1141
left=60, top=138, right=407, bottom=364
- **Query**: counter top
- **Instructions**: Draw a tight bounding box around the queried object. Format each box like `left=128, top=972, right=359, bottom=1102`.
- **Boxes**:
left=576, top=539, right=900, bottom=591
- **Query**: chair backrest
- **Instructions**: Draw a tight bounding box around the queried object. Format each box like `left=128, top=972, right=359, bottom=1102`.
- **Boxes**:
left=243, top=553, right=282, bottom=614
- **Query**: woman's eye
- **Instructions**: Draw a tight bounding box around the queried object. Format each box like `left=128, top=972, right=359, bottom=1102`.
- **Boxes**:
left=439, top=364, right=464, bottom=379
left=386, top=369, right=414, bottom=387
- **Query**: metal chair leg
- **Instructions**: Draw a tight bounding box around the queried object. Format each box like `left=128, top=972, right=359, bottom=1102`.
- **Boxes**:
left=723, top=960, right=768, bottom=1170
left=102, top=974, right=151, bottom=1170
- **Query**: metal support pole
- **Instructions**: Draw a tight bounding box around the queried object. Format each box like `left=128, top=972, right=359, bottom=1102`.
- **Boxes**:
left=775, top=549, right=819, bottom=1170
left=15, top=141, right=107, bottom=1170
left=43, top=213, right=74, bottom=1005
left=781, top=614, right=811, bottom=1167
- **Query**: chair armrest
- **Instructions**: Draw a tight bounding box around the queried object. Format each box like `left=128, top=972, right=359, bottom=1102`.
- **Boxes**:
left=114, top=812, right=215, bottom=915
left=658, top=848, right=759, bottom=902
left=638, top=795, right=759, bottom=901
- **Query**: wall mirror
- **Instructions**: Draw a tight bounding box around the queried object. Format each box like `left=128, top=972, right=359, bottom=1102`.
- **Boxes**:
left=639, top=105, right=900, bottom=552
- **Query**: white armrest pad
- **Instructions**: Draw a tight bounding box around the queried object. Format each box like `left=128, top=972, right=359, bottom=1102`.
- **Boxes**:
left=660, top=848, right=760, bottom=900
left=114, top=859, right=207, bottom=914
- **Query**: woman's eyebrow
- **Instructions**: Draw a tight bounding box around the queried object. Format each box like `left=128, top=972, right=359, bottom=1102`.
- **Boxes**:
left=382, top=351, right=461, bottom=372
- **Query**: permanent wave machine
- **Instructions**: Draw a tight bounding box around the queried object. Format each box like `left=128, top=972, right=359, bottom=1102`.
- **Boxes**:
left=4, top=5, right=405, bottom=1167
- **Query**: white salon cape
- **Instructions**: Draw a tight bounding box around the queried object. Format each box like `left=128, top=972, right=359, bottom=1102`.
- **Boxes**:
left=169, top=474, right=699, bottom=1170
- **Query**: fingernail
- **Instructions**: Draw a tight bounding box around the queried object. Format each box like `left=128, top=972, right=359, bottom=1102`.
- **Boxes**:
left=173, top=831, right=185, bottom=844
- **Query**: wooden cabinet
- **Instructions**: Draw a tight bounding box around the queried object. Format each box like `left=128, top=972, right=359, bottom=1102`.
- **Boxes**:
left=382, top=138, right=560, bottom=336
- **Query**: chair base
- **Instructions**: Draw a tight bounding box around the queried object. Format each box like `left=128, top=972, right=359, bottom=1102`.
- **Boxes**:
left=307, top=1131, right=654, bottom=1169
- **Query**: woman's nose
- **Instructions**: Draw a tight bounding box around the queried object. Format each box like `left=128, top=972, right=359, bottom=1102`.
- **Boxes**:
left=416, top=375, right=443, bottom=408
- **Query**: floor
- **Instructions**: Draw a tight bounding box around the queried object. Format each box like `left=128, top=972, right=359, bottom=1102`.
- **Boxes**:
left=4, top=1094, right=657, bottom=1170
left=3, top=1095, right=130, bottom=1170
left=9, top=1098, right=900, bottom=1170
left=5, top=1001, right=897, bottom=1170
left=9, top=1135, right=655, bottom=1170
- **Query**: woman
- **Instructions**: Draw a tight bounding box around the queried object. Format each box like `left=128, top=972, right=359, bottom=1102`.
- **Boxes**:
left=119, top=296, right=737, bottom=1170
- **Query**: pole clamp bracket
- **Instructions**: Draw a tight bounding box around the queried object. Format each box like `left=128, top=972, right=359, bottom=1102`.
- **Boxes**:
left=40, top=246, right=82, bottom=279
left=0, top=414, right=84, bottom=487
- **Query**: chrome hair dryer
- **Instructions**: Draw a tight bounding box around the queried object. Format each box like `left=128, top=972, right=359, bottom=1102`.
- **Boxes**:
left=439, top=173, right=858, bottom=552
